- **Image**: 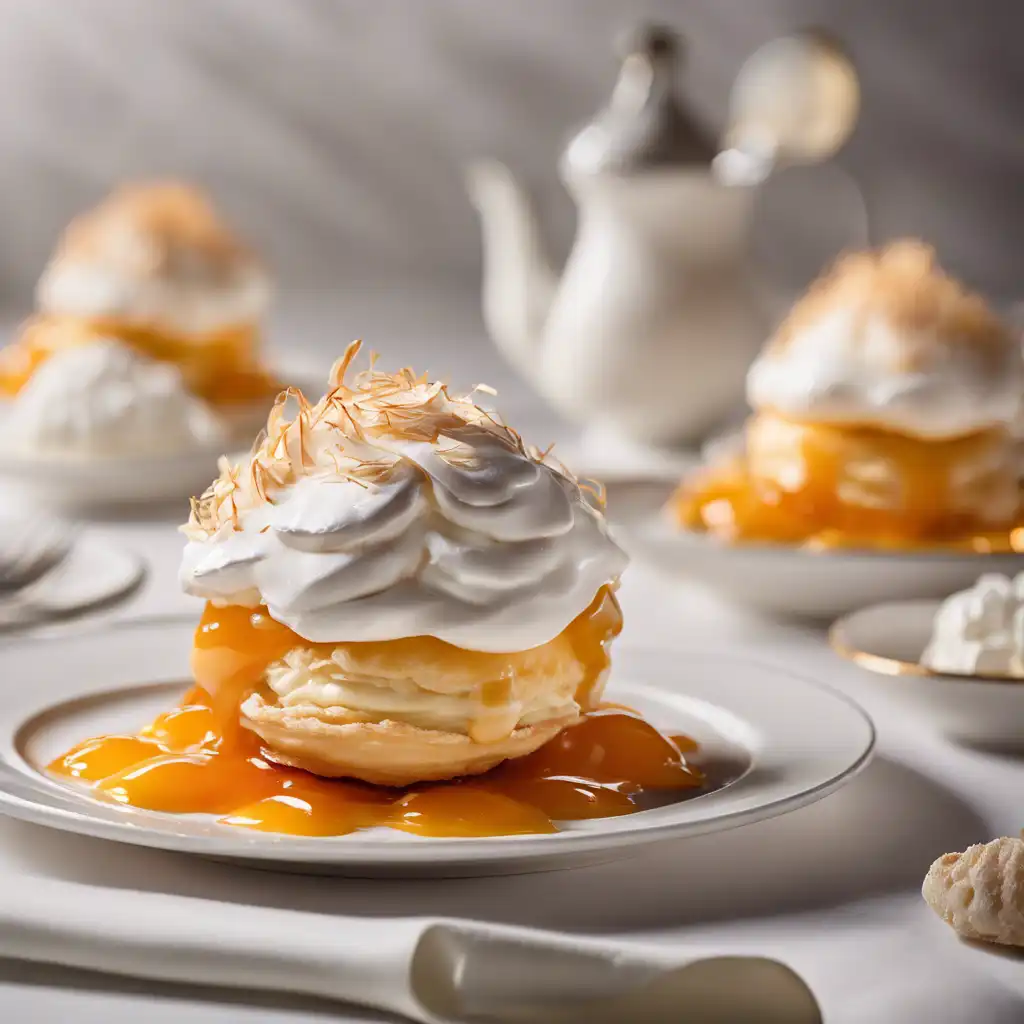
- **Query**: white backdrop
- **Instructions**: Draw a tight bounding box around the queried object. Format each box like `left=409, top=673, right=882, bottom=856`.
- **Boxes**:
left=0, top=0, right=1020, bottom=324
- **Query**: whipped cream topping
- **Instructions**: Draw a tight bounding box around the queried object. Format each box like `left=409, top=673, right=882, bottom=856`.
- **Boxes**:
left=747, top=243, right=1022, bottom=439
left=36, top=182, right=270, bottom=336
left=180, top=343, right=627, bottom=651
left=266, top=647, right=579, bottom=744
left=5, top=340, right=226, bottom=457
left=921, top=572, right=1024, bottom=677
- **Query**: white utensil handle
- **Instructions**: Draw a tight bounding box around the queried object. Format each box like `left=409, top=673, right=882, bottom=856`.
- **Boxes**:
left=0, top=877, right=426, bottom=1019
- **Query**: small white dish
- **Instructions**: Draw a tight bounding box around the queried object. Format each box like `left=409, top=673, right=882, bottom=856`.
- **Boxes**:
left=0, top=534, right=145, bottom=630
left=830, top=600, right=1024, bottom=748
left=609, top=484, right=1024, bottom=620
left=0, top=617, right=874, bottom=877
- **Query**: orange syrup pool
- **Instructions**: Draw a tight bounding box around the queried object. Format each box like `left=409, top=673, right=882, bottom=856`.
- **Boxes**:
left=49, top=592, right=709, bottom=839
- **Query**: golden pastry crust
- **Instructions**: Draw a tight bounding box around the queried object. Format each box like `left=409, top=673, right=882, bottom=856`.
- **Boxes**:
left=240, top=692, right=576, bottom=786
left=768, top=240, right=1012, bottom=371
left=923, top=837, right=1024, bottom=946
left=54, top=181, right=257, bottom=279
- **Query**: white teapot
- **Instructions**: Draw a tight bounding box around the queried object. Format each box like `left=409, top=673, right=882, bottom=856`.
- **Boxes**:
left=468, top=27, right=859, bottom=446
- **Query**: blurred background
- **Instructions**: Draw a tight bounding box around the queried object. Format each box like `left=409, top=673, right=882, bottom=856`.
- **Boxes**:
left=0, top=0, right=1020, bottom=371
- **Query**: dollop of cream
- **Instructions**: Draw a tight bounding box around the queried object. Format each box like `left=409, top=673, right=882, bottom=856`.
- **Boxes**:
left=747, top=242, right=1022, bottom=439
left=180, top=343, right=627, bottom=651
left=36, top=182, right=270, bottom=336
left=5, top=339, right=226, bottom=457
left=921, top=573, right=1024, bottom=677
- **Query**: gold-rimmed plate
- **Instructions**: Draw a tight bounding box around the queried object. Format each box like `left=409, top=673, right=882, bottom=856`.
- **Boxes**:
left=830, top=600, right=1024, bottom=749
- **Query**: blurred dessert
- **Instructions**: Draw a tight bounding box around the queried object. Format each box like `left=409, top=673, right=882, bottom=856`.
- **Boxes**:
left=924, top=836, right=1024, bottom=946
left=0, top=182, right=276, bottom=411
left=671, top=242, right=1024, bottom=550
left=49, top=344, right=707, bottom=837
left=6, top=336, right=225, bottom=458
left=922, top=572, right=1024, bottom=677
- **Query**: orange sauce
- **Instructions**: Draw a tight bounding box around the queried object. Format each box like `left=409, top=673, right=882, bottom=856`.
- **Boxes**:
left=50, top=590, right=706, bottom=838
left=673, top=414, right=1024, bottom=551
left=0, top=315, right=277, bottom=405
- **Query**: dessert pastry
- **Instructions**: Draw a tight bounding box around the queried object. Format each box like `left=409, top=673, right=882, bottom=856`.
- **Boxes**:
left=50, top=343, right=707, bottom=837
left=924, top=836, right=1024, bottom=946
left=0, top=182, right=276, bottom=418
left=672, top=242, right=1024, bottom=550
left=179, top=341, right=628, bottom=784
left=922, top=572, right=1024, bottom=677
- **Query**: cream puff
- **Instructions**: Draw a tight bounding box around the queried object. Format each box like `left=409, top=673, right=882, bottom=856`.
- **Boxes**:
left=179, top=342, right=627, bottom=786
left=1, top=182, right=276, bottom=408
left=672, top=242, right=1024, bottom=549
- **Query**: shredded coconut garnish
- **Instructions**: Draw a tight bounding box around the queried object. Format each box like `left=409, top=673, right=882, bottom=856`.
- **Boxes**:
left=183, top=340, right=553, bottom=538
left=769, top=240, right=1012, bottom=368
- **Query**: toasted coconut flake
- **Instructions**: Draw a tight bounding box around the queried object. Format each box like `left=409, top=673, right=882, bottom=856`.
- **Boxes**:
left=182, top=342, right=562, bottom=538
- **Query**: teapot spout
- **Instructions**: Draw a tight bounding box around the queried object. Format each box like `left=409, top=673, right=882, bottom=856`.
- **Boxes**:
left=465, top=160, right=556, bottom=384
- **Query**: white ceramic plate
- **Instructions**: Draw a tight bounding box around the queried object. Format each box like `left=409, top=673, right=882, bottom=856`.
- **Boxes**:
left=0, top=617, right=874, bottom=877
left=830, top=601, right=1024, bottom=749
left=608, top=482, right=1024, bottom=620
left=0, top=533, right=144, bottom=631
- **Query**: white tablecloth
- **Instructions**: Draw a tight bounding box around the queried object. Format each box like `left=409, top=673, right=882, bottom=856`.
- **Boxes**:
left=1, top=292, right=1023, bottom=1021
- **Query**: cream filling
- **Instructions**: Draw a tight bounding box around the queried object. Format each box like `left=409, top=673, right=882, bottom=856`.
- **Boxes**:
left=265, top=647, right=579, bottom=744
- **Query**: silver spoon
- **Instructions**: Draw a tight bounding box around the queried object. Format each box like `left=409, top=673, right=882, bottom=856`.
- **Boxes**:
left=0, top=516, right=72, bottom=593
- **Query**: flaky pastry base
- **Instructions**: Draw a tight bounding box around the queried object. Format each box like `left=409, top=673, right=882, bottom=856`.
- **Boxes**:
left=240, top=692, right=577, bottom=786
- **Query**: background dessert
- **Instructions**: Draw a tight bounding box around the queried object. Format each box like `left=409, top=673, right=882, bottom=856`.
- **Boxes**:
left=180, top=341, right=629, bottom=785
left=673, top=242, right=1024, bottom=550
left=0, top=183, right=277, bottom=464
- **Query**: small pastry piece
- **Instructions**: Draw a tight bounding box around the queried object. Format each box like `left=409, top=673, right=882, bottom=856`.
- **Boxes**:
left=181, top=342, right=627, bottom=786
left=673, top=242, right=1024, bottom=549
left=923, top=837, right=1024, bottom=946
left=1, top=182, right=275, bottom=406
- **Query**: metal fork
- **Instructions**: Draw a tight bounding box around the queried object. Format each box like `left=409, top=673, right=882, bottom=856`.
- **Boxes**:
left=0, top=516, right=73, bottom=594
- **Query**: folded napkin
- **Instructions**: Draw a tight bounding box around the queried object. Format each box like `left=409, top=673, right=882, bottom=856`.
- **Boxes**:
left=0, top=876, right=821, bottom=1022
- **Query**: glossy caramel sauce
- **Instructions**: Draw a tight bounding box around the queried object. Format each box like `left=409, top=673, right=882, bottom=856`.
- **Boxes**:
left=0, top=315, right=277, bottom=406
left=673, top=415, right=1024, bottom=552
left=50, top=590, right=705, bottom=838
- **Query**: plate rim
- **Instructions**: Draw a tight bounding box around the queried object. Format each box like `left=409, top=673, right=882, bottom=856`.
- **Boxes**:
left=0, top=615, right=876, bottom=866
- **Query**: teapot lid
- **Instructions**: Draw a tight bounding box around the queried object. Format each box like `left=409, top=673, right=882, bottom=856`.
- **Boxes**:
left=563, top=25, right=717, bottom=177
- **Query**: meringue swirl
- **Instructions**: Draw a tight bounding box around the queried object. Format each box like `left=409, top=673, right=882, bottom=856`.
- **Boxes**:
left=180, top=344, right=626, bottom=651
left=747, top=242, right=1022, bottom=440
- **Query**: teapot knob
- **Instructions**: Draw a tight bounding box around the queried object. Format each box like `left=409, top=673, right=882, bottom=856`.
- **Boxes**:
left=617, top=23, right=680, bottom=64
left=562, top=22, right=715, bottom=178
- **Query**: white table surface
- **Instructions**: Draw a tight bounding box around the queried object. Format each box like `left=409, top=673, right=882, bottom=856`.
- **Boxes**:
left=1, top=290, right=1023, bottom=1022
